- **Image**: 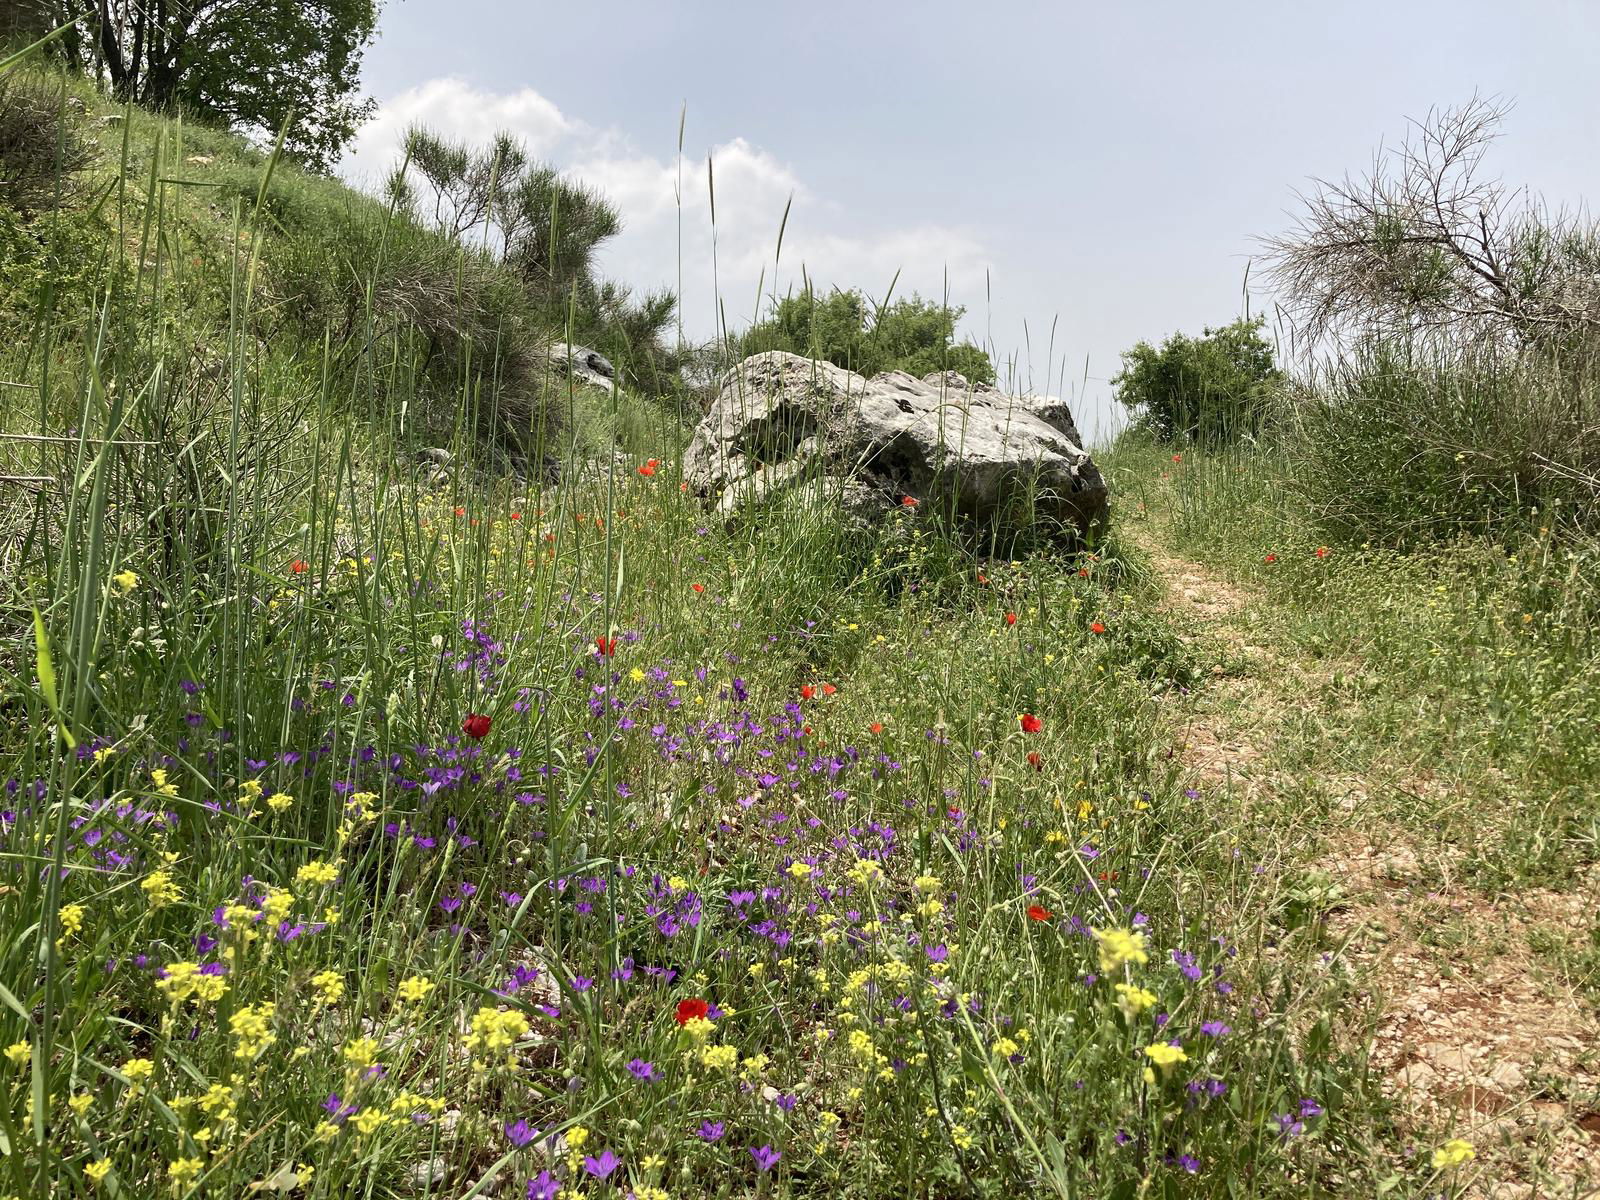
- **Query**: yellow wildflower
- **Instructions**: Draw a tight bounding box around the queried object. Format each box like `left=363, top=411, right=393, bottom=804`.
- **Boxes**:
left=266, top=792, right=294, bottom=813
left=1114, top=983, right=1158, bottom=1020
left=352, top=1108, right=387, bottom=1136
left=341, top=1036, right=381, bottom=1071
left=230, top=1003, right=276, bottom=1059
left=396, top=975, right=434, bottom=1004
left=680, top=1016, right=714, bottom=1044
left=310, top=970, right=345, bottom=1006
left=121, top=1057, right=155, bottom=1084
left=84, top=1159, right=112, bottom=1185
left=4, top=1042, right=30, bottom=1069
left=168, top=1157, right=204, bottom=1190
left=141, top=870, right=181, bottom=908
left=295, top=859, right=340, bottom=888
left=1431, top=1138, right=1475, bottom=1169
left=1142, top=1041, right=1188, bottom=1084
left=58, top=903, right=85, bottom=941
left=1093, top=927, right=1149, bottom=973
left=112, top=569, right=139, bottom=593
left=463, top=1007, right=528, bottom=1069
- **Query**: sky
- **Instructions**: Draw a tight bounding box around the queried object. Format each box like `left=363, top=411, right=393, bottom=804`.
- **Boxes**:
left=341, top=0, right=1600, bottom=442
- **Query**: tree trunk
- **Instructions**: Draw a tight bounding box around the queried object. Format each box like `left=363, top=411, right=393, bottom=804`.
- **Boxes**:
left=96, top=1, right=131, bottom=97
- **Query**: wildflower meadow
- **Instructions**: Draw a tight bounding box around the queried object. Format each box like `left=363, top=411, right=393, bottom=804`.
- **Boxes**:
left=3, top=19, right=1598, bottom=1200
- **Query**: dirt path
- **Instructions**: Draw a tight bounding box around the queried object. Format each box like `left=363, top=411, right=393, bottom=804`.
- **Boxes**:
left=1131, top=520, right=1600, bottom=1199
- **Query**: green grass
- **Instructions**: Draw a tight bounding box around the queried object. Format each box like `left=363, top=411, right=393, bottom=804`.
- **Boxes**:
left=1125, top=438, right=1600, bottom=890
left=2, top=60, right=1582, bottom=1200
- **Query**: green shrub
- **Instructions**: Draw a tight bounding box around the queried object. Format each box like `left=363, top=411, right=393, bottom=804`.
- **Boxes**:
left=0, top=73, right=93, bottom=216
left=1283, top=341, right=1600, bottom=546
left=739, top=288, right=995, bottom=383
left=1113, top=316, right=1284, bottom=446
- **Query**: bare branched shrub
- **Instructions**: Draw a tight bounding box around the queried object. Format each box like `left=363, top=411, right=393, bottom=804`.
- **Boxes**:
left=0, top=76, right=93, bottom=216
left=1264, top=97, right=1600, bottom=349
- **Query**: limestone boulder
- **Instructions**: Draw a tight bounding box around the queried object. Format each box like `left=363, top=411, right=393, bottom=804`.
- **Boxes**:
left=684, top=351, right=1108, bottom=540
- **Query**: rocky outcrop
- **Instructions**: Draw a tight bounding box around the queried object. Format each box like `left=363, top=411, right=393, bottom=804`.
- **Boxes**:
left=545, top=341, right=616, bottom=395
left=684, top=351, right=1107, bottom=540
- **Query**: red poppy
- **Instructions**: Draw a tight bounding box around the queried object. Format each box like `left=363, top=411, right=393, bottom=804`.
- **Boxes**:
left=1315, top=546, right=1329, bottom=558
left=1098, top=870, right=1120, bottom=882
left=289, top=559, right=308, bottom=574
left=869, top=722, right=883, bottom=735
left=1171, top=453, right=1183, bottom=463
left=821, top=683, right=837, bottom=696
left=461, top=712, right=492, bottom=740
left=1077, top=568, right=1090, bottom=578
left=1027, top=904, right=1053, bottom=922
left=675, top=997, right=709, bottom=1026
left=638, top=463, right=656, bottom=477
left=454, top=506, right=465, bottom=518
left=977, top=572, right=989, bottom=585
left=799, top=685, right=815, bottom=700
left=691, top=583, right=705, bottom=593
left=510, top=511, right=522, bottom=521
left=1090, top=621, right=1107, bottom=634
left=900, top=495, right=918, bottom=508
left=1263, top=553, right=1277, bottom=564
left=595, top=635, right=617, bottom=657
left=1026, top=751, right=1043, bottom=771
left=1020, top=714, right=1043, bottom=734
left=1005, top=611, right=1018, bottom=626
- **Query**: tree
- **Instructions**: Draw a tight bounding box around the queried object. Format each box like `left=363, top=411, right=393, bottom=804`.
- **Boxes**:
left=397, top=126, right=681, bottom=388
left=1112, top=316, right=1283, bottom=445
left=1263, top=96, right=1600, bottom=349
left=44, top=1, right=380, bottom=170
left=740, top=289, right=995, bottom=384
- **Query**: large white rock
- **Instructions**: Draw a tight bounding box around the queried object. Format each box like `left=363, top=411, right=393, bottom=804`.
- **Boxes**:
left=684, top=351, right=1108, bottom=540
left=545, top=341, right=616, bottom=395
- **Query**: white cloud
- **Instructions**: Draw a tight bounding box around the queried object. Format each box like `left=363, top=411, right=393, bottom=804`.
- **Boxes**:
left=341, top=78, right=992, bottom=343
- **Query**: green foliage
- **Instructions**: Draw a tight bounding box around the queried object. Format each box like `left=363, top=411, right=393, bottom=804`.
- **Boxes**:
left=1131, top=435, right=1600, bottom=885
left=1112, top=316, right=1283, bottom=446
left=740, top=288, right=995, bottom=384
left=40, top=0, right=380, bottom=170
left=1281, top=340, right=1600, bottom=547
left=398, top=125, right=683, bottom=392
left=0, top=73, right=93, bottom=215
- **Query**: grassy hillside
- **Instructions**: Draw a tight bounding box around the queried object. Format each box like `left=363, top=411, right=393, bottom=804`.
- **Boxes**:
left=0, top=63, right=1595, bottom=1200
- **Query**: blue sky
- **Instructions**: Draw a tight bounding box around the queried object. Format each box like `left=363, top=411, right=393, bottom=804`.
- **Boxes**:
left=343, top=0, right=1600, bottom=439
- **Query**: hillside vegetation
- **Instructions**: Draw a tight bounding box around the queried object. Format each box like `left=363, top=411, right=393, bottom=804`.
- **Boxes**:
left=0, top=57, right=1595, bottom=1200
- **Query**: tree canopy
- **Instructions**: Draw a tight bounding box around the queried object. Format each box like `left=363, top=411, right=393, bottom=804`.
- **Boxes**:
left=739, top=289, right=994, bottom=384
left=396, top=126, right=681, bottom=388
left=1113, top=316, right=1283, bottom=446
left=44, top=1, right=380, bottom=170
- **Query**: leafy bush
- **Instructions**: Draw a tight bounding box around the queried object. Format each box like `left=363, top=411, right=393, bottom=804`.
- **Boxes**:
left=397, top=126, right=684, bottom=393
left=739, top=288, right=995, bottom=384
left=1283, top=340, right=1600, bottom=545
left=1113, top=316, right=1283, bottom=446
